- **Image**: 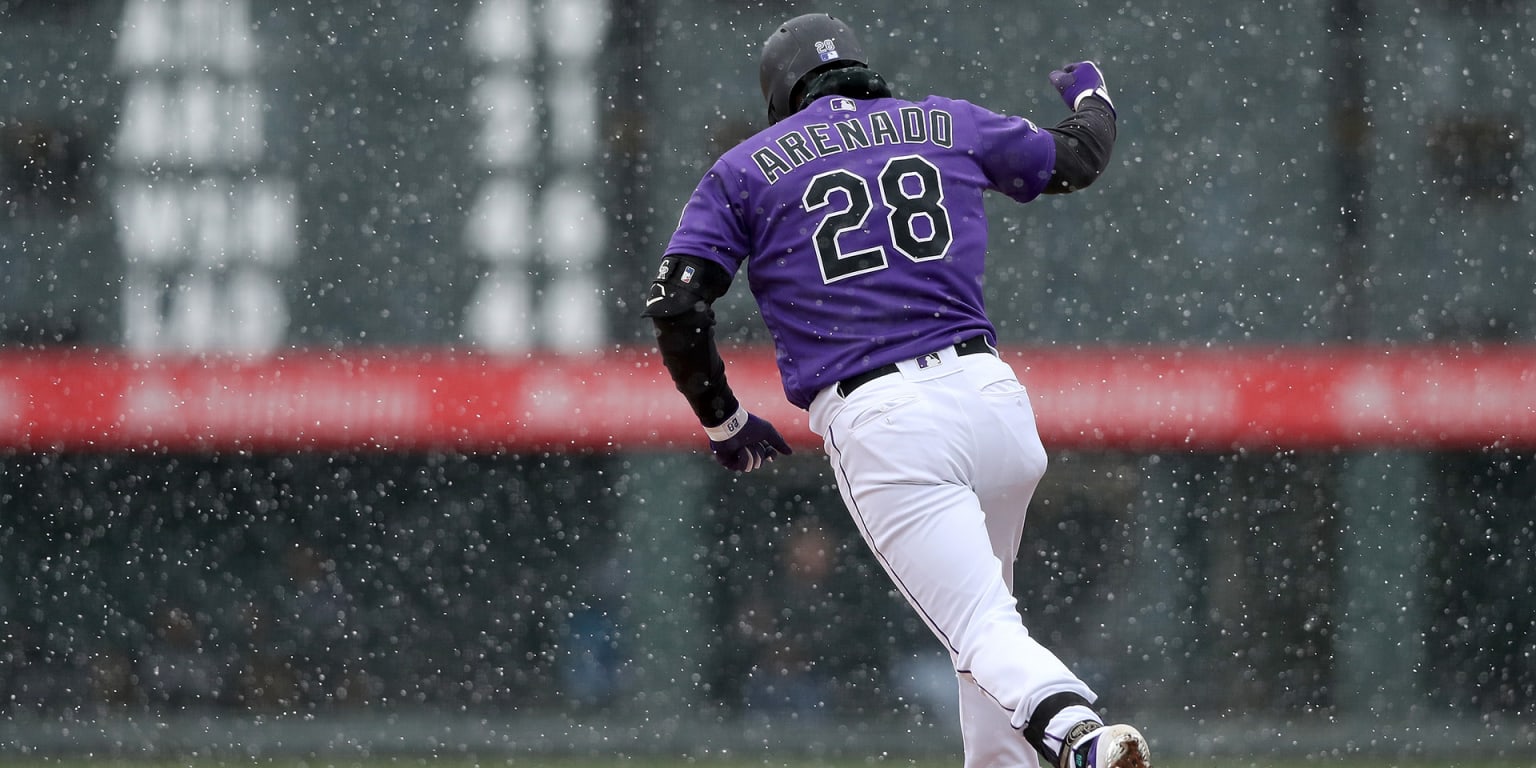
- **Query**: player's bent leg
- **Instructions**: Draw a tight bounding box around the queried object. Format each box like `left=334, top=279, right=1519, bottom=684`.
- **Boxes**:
left=824, top=438, right=1092, bottom=733
left=962, top=377, right=1051, bottom=768
left=810, top=362, right=1111, bottom=765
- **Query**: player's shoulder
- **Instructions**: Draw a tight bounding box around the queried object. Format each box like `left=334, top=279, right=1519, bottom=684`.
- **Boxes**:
left=926, top=93, right=1043, bottom=136
left=906, top=94, right=1011, bottom=133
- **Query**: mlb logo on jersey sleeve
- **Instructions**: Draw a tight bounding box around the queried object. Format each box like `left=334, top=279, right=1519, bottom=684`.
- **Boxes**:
left=830, top=97, right=856, bottom=111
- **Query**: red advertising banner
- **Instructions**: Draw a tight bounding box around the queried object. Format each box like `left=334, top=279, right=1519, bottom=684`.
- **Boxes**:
left=2, top=345, right=1533, bottom=452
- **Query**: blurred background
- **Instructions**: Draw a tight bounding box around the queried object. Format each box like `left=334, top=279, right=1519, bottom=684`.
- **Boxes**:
left=1, top=0, right=1533, bottom=764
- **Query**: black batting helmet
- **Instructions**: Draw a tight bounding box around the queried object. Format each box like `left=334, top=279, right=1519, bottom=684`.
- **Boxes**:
left=759, top=13, right=867, bottom=124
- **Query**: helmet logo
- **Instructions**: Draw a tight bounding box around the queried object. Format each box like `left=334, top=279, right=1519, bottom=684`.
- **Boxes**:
left=814, top=38, right=840, bottom=61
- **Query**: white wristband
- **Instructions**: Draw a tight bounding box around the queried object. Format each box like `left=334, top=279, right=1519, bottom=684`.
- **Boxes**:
left=1073, top=87, right=1114, bottom=113
left=704, top=405, right=750, bottom=442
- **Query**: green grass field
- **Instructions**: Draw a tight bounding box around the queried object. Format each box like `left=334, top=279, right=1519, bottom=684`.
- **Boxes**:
left=1, top=759, right=1529, bottom=768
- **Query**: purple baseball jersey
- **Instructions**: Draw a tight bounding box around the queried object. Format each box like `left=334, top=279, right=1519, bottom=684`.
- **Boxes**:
left=665, top=94, right=1057, bottom=409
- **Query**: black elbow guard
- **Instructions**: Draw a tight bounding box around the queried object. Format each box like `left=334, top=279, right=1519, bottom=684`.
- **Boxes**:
left=1043, top=99, right=1117, bottom=194
left=641, top=255, right=733, bottom=319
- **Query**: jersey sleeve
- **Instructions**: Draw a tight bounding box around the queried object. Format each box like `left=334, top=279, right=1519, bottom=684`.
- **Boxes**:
left=663, top=161, right=751, bottom=275
left=961, top=99, right=1058, bottom=204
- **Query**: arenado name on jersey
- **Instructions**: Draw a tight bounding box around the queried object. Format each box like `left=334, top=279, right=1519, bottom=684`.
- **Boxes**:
left=751, top=103, right=972, bottom=184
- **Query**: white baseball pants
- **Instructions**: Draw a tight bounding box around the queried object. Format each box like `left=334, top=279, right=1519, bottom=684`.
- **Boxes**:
left=808, top=344, right=1097, bottom=768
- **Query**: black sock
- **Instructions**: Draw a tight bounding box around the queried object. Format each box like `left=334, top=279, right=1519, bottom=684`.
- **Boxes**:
left=1023, top=691, right=1096, bottom=766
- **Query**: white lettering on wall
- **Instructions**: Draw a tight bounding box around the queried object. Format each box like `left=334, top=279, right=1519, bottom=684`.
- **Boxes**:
left=465, top=0, right=609, bottom=352
left=112, top=0, right=295, bottom=354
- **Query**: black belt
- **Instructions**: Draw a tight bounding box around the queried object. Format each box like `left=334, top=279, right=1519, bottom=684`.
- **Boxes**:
left=836, top=336, right=996, bottom=397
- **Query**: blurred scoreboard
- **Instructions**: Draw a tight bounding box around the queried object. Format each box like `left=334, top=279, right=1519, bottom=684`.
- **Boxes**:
left=3, top=0, right=616, bottom=353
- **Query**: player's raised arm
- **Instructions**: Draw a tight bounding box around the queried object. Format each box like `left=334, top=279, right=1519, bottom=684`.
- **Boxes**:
left=1043, top=61, right=1118, bottom=194
left=641, top=254, right=791, bottom=472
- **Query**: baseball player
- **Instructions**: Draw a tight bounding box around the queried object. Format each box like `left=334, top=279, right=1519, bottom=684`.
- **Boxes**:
left=643, top=12, right=1149, bottom=768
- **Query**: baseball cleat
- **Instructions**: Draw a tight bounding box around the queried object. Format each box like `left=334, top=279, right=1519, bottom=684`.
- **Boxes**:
left=1059, top=722, right=1151, bottom=768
